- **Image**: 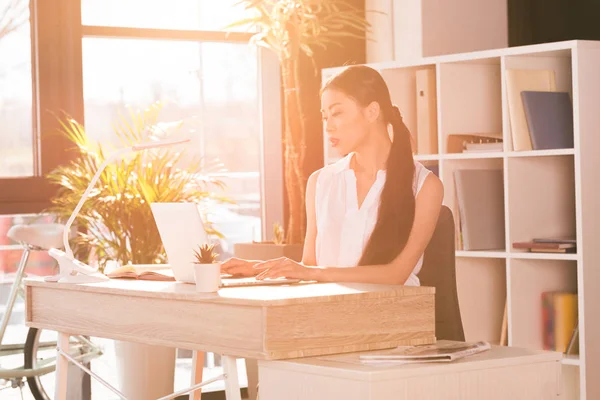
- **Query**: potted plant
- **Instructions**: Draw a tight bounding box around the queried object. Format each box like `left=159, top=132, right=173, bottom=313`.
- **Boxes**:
left=228, top=0, right=371, bottom=258
left=46, top=103, right=228, bottom=400
left=192, top=243, right=221, bottom=292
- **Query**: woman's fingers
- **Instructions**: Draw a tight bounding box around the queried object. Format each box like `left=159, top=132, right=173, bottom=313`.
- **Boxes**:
left=256, top=265, right=290, bottom=280
left=221, top=257, right=240, bottom=269
left=253, top=257, right=286, bottom=270
left=221, top=258, right=255, bottom=277
left=224, top=266, right=249, bottom=276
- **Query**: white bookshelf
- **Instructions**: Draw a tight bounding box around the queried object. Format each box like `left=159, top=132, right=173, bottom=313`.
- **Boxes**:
left=322, top=40, right=600, bottom=400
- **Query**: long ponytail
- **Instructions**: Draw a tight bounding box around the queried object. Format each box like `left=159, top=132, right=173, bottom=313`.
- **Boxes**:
left=357, top=104, right=415, bottom=266
left=321, top=65, right=416, bottom=267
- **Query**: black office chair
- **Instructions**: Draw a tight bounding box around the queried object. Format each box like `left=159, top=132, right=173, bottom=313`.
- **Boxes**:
left=419, top=205, right=465, bottom=341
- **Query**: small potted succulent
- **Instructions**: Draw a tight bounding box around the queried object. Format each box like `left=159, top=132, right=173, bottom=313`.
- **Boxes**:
left=192, top=243, right=221, bottom=292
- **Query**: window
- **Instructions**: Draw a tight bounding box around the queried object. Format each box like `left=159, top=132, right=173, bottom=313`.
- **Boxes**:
left=82, top=37, right=263, bottom=253
left=80, top=0, right=281, bottom=256
left=0, top=0, right=33, bottom=177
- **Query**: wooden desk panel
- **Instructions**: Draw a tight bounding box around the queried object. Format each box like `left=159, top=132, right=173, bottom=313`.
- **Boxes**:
left=25, top=279, right=435, bottom=360
left=258, top=343, right=563, bottom=400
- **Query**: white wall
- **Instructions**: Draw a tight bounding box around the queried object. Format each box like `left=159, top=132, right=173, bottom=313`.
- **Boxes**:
left=365, top=0, right=508, bottom=63
left=422, top=0, right=508, bottom=57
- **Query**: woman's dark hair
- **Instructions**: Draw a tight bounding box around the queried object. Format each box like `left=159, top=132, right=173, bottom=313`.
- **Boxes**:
left=321, top=65, right=416, bottom=266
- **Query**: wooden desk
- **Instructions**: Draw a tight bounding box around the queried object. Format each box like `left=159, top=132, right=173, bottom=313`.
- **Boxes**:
left=258, top=342, right=563, bottom=400
left=24, top=279, right=435, bottom=399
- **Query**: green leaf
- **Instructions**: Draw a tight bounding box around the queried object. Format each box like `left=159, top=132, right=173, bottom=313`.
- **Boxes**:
left=45, top=103, right=231, bottom=269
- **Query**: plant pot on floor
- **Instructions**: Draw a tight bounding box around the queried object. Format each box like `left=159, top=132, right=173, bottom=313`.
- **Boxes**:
left=113, top=340, right=176, bottom=400
left=233, top=242, right=304, bottom=262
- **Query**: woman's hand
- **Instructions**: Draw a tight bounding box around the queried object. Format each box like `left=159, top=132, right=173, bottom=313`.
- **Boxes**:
left=221, top=257, right=259, bottom=277
left=254, top=257, right=316, bottom=281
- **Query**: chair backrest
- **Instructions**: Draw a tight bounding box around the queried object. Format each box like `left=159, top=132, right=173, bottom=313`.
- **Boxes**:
left=419, top=205, right=465, bottom=341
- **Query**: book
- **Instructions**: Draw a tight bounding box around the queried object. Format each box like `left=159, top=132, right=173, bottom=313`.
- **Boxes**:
left=454, top=169, right=505, bottom=250
left=513, top=241, right=576, bottom=253
left=521, top=91, right=574, bottom=150
left=532, top=237, right=576, bottom=245
left=505, top=69, right=556, bottom=151
left=106, top=265, right=175, bottom=281
left=446, top=132, right=502, bottom=154
left=463, top=141, right=503, bottom=152
left=359, top=341, right=491, bottom=364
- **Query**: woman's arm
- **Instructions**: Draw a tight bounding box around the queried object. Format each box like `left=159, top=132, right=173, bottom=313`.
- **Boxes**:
left=255, top=173, right=444, bottom=284
left=300, top=169, right=321, bottom=266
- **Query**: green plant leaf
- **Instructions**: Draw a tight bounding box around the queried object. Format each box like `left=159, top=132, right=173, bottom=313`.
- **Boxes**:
left=46, top=104, right=231, bottom=270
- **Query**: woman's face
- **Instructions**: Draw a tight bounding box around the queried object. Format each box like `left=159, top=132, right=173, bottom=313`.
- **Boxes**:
left=321, top=88, right=373, bottom=156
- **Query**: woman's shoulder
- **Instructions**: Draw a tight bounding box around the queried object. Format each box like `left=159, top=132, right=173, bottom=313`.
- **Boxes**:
left=413, top=160, right=440, bottom=195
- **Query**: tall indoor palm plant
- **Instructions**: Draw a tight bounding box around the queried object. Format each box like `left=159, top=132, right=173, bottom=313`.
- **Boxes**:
left=229, top=0, right=370, bottom=244
left=46, top=104, right=228, bottom=270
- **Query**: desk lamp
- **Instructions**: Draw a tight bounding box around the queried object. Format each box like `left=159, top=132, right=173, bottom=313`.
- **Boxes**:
left=46, top=138, right=190, bottom=284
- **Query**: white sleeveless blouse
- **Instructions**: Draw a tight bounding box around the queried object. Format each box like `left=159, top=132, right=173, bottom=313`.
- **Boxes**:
left=314, top=153, right=432, bottom=286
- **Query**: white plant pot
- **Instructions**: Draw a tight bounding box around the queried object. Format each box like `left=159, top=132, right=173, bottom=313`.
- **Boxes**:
left=113, top=340, right=176, bottom=400
left=193, top=262, right=221, bottom=292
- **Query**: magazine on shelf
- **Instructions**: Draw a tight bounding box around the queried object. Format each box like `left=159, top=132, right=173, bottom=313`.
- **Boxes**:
left=358, top=341, right=491, bottom=364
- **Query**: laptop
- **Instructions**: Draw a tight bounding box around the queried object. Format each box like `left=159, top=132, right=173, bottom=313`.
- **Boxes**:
left=150, top=202, right=300, bottom=287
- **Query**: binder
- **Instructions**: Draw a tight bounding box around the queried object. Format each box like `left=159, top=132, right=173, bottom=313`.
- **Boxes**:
left=505, top=69, right=556, bottom=151
left=454, top=169, right=505, bottom=250
left=416, top=68, right=438, bottom=154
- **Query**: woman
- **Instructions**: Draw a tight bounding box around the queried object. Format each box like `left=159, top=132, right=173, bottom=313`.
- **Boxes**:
left=223, top=65, right=444, bottom=286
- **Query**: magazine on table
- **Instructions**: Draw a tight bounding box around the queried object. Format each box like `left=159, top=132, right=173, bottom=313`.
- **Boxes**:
left=358, top=341, right=492, bottom=364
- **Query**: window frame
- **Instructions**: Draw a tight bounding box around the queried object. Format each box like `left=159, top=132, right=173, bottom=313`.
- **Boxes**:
left=0, top=0, right=85, bottom=214
left=0, top=0, right=283, bottom=242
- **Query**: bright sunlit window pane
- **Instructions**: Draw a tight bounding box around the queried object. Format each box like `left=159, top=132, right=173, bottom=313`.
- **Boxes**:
left=82, top=38, right=262, bottom=253
left=0, top=0, right=33, bottom=177
left=81, top=0, right=253, bottom=31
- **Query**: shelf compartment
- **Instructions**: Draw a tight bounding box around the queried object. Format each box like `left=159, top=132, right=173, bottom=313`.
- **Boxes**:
left=442, top=158, right=506, bottom=252
left=503, top=50, right=574, bottom=153
left=438, top=59, right=502, bottom=155
left=509, top=259, right=578, bottom=352
left=507, top=155, right=576, bottom=252
left=381, top=65, right=438, bottom=157
left=456, top=257, right=506, bottom=344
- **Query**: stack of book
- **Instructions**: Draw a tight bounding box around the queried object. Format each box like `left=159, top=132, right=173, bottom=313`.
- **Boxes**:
left=446, top=132, right=503, bottom=154
left=512, top=237, right=576, bottom=253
